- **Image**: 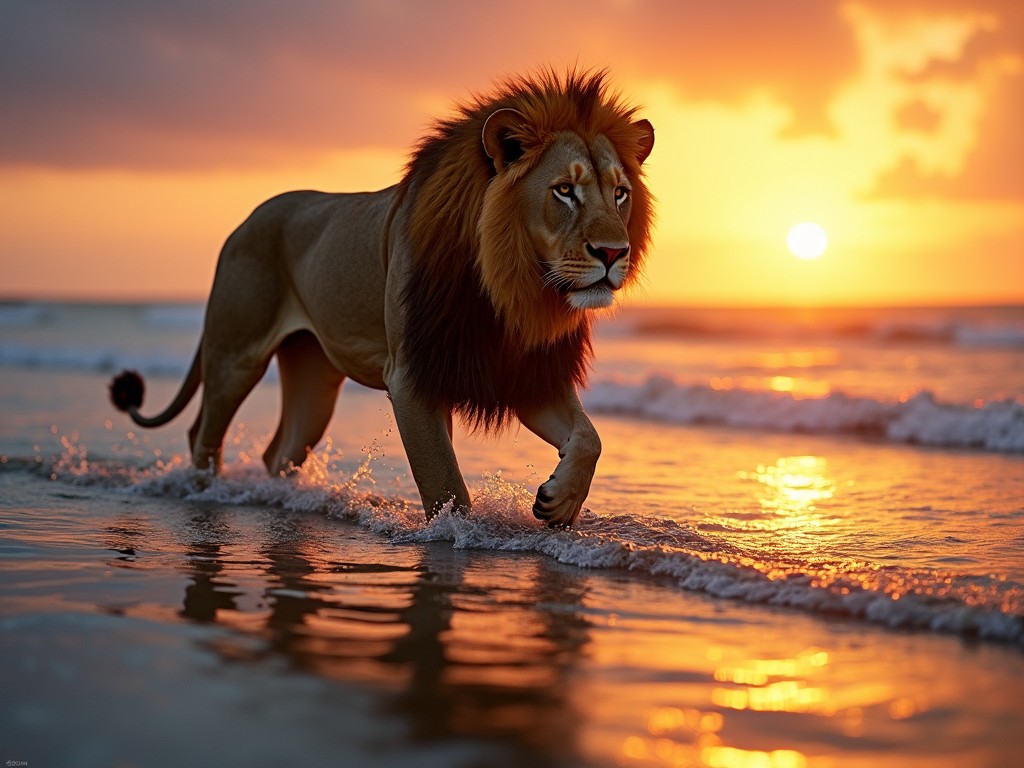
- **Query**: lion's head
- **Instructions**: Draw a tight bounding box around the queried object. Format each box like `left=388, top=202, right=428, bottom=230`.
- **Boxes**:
left=477, top=82, right=654, bottom=347
left=401, top=69, right=655, bottom=428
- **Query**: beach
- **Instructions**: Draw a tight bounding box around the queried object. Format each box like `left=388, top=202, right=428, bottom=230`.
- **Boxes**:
left=2, top=301, right=1023, bottom=767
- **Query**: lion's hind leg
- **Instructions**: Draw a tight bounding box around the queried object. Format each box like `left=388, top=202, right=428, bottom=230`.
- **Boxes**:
left=263, top=331, right=344, bottom=475
left=191, top=353, right=272, bottom=472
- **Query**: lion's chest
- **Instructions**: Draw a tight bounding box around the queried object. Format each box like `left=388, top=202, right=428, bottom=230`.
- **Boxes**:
left=405, top=311, right=590, bottom=430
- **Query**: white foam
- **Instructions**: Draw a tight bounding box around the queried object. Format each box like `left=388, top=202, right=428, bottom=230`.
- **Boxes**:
left=2, top=333, right=1019, bottom=452
left=380, top=491, right=1024, bottom=644
left=40, top=453, right=1024, bottom=647
left=584, top=377, right=1024, bottom=453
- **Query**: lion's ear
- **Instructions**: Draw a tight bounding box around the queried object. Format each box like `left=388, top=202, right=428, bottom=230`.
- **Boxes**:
left=633, top=119, right=655, bottom=166
left=482, top=108, right=527, bottom=172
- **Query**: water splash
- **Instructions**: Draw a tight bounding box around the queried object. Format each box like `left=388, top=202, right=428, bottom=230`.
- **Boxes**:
left=35, top=434, right=1024, bottom=647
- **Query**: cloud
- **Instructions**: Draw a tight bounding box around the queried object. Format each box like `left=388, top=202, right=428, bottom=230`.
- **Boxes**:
left=851, top=0, right=1024, bottom=201
left=0, top=1, right=432, bottom=169
left=869, top=74, right=1024, bottom=200
left=892, top=100, right=944, bottom=133
left=0, top=0, right=857, bottom=170
left=0, top=0, right=1019, bottom=205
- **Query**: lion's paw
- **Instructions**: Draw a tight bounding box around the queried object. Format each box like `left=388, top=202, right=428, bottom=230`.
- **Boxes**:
left=533, top=474, right=585, bottom=529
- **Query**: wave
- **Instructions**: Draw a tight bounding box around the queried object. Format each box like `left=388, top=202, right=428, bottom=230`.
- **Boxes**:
left=141, top=304, right=204, bottom=330
left=0, top=341, right=192, bottom=377
left=2, top=333, right=1020, bottom=452
left=0, top=302, right=204, bottom=332
left=24, top=455, right=1024, bottom=647
left=6, top=302, right=1022, bottom=348
left=0, top=302, right=50, bottom=329
left=625, top=315, right=1024, bottom=349
left=584, top=377, right=1024, bottom=453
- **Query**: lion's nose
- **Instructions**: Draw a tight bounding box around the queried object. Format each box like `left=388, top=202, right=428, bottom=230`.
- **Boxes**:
left=586, top=242, right=629, bottom=268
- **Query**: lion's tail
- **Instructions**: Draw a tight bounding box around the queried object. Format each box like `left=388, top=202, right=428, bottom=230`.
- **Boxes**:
left=109, top=348, right=202, bottom=428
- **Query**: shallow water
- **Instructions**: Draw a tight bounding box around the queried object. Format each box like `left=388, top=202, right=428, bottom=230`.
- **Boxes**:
left=2, top=302, right=1023, bottom=766
left=3, top=465, right=1023, bottom=768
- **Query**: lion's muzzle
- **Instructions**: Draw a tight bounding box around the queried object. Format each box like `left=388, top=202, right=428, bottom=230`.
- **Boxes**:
left=585, top=242, right=629, bottom=269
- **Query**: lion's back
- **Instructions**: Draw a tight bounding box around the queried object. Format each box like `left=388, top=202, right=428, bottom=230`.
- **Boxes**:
left=204, top=186, right=397, bottom=386
left=217, top=186, right=396, bottom=287
left=228, top=190, right=379, bottom=264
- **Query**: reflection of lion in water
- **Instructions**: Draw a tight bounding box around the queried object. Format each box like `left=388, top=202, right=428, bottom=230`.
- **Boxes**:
left=110, top=69, right=655, bottom=527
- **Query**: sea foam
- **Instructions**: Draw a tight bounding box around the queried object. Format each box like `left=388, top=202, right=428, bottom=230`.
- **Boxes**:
left=38, top=454, right=1024, bottom=647
left=4, top=329, right=1019, bottom=453
left=4, top=333, right=1019, bottom=454
left=584, top=377, right=1024, bottom=453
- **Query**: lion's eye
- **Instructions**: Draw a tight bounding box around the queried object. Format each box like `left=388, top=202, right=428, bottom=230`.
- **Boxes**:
left=553, top=183, right=576, bottom=202
left=614, top=186, right=630, bottom=205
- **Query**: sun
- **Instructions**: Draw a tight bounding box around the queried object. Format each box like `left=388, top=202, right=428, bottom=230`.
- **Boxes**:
left=786, top=222, right=828, bottom=260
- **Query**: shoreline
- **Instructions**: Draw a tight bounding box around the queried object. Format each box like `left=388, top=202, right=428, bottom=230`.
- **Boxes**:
left=4, top=465, right=1024, bottom=768
left=3, top=299, right=1023, bottom=767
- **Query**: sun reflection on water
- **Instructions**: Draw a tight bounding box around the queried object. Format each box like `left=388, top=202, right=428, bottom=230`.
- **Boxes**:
left=743, top=455, right=835, bottom=515
left=619, top=701, right=812, bottom=767
left=612, top=647, right=833, bottom=766
left=613, top=640, right=940, bottom=767
left=707, top=375, right=832, bottom=398
left=711, top=648, right=832, bottom=717
left=702, top=746, right=807, bottom=768
left=703, top=456, right=840, bottom=547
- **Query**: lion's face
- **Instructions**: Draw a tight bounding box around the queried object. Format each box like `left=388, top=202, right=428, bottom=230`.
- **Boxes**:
left=523, top=132, right=636, bottom=312
left=473, top=102, right=655, bottom=348
left=476, top=105, right=654, bottom=348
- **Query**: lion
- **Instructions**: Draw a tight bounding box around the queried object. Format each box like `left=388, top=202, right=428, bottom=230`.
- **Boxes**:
left=109, top=69, right=655, bottom=528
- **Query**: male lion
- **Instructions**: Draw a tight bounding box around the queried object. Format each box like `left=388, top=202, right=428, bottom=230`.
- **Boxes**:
left=110, top=69, right=655, bottom=528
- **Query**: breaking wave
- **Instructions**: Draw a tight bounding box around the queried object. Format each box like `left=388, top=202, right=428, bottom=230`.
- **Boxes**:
left=3, top=328, right=1020, bottom=453
left=584, top=377, right=1024, bottom=453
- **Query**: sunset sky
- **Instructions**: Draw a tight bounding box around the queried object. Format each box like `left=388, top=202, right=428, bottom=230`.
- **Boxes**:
left=1, top=0, right=1021, bottom=306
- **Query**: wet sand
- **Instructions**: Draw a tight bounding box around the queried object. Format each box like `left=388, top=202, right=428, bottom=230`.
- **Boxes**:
left=3, top=465, right=1022, bottom=768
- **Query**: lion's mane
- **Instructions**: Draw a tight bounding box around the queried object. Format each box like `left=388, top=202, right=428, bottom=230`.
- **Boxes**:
left=399, top=69, right=654, bottom=431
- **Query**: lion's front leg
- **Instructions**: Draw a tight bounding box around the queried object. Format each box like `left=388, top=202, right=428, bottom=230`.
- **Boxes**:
left=517, top=388, right=602, bottom=529
left=387, top=366, right=471, bottom=519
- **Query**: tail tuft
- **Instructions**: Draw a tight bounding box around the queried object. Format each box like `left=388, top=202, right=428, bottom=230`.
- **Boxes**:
left=109, top=370, right=145, bottom=412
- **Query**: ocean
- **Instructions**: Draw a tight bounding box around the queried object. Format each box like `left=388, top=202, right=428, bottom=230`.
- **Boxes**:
left=2, top=300, right=1023, bottom=767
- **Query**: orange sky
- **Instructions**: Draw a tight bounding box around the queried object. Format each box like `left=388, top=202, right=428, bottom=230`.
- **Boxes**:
left=1, top=0, right=1021, bottom=306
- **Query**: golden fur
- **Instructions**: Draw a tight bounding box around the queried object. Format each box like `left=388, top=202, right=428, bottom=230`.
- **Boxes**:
left=110, top=68, right=655, bottom=526
left=408, top=69, right=654, bottom=348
